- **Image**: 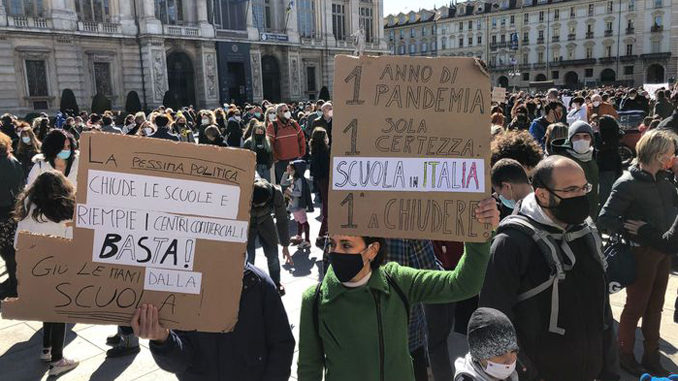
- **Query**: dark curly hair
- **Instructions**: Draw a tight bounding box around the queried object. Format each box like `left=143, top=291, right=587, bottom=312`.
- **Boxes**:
left=14, top=171, right=75, bottom=223
left=491, top=130, right=544, bottom=170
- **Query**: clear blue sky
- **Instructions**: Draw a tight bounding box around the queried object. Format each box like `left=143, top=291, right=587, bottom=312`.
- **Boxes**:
left=384, top=1, right=443, bottom=17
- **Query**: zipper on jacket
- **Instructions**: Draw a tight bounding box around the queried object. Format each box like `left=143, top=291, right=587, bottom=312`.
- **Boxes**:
left=371, top=290, right=385, bottom=381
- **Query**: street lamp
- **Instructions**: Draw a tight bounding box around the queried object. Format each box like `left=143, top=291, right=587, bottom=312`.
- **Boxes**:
left=507, top=58, right=520, bottom=92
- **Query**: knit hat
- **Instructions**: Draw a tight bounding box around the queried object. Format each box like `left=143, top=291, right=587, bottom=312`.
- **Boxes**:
left=567, top=120, right=594, bottom=143
left=467, top=307, right=519, bottom=360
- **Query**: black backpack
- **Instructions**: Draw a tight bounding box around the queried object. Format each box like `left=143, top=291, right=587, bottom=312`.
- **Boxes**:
left=603, top=234, right=637, bottom=294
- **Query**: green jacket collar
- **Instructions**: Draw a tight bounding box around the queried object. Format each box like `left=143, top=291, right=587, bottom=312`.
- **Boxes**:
left=322, top=266, right=391, bottom=302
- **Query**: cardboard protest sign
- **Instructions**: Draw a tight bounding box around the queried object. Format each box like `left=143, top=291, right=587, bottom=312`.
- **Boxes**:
left=328, top=55, right=492, bottom=242
left=643, top=83, right=669, bottom=100
left=2, top=133, right=256, bottom=332
left=491, top=87, right=507, bottom=103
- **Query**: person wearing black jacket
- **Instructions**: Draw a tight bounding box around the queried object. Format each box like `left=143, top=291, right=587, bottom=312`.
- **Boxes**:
left=620, top=89, right=648, bottom=113
left=226, top=109, right=244, bottom=147
left=149, top=115, right=180, bottom=141
left=0, top=132, right=25, bottom=298
left=657, top=93, right=678, bottom=135
left=480, top=156, right=616, bottom=381
left=132, top=263, right=295, bottom=381
left=597, top=116, right=624, bottom=206
left=309, top=127, right=330, bottom=246
left=1, top=113, right=18, bottom=150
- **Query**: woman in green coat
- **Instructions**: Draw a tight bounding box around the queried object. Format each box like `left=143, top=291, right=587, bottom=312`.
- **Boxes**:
left=297, top=198, right=499, bottom=381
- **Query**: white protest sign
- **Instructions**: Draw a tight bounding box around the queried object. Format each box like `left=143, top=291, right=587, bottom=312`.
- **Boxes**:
left=332, top=157, right=485, bottom=193
left=86, top=170, right=241, bottom=220
left=643, top=83, right=669, bottom=100
left=144, top=268, right=203, bottom=294
left=492, top=87, right=507, bottom=103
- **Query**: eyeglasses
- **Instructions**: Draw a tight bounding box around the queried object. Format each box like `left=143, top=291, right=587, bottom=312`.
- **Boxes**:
left=549, top=183, right=593, bottom=195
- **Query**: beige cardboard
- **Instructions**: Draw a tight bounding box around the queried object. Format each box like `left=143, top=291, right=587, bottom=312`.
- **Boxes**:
left=329, top=55, right=492, bottom=242
left=492, top=87, right=507, bottom=103
left=2, top=133, right=256, bottom=332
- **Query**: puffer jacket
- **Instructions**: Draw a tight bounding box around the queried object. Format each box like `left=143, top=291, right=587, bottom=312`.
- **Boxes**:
left=598, top=165, right=678, bottom=239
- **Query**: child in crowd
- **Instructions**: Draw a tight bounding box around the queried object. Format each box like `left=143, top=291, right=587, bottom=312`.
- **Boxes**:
left=281, top=160, right=313, bottom=249
left=454, top=307, right=520, bottom=381
left=13, top=171, right=78, bottom=377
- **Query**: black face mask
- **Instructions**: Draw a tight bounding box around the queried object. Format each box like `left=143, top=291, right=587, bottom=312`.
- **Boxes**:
left=542, top=189, right=590, bottom=225
left=329, top=251, right=367, bottom=283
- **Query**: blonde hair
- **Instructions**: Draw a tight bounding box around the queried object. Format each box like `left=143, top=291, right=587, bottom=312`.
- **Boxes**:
left=635, top=129, right=678, bottom=166
left=199, top=110, right=216, bottom=125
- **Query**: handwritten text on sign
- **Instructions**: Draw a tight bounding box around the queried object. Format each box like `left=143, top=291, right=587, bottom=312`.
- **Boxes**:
left=333, top=157, right=485, bottom=193
left=87, top=170, right=241, bottom=220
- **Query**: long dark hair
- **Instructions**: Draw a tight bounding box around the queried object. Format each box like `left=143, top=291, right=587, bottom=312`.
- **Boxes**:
left=310, top=127, right=329, bottom=155
left=42, top=129, right=76, bottom=175
left=14, top=171, right=75, bottom=223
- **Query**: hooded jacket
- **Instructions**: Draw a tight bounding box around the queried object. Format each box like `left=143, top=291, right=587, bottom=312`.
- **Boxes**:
left=559, top=121, right=600, bottom=219
left=479, top=193, right=611, bottom=381
left=454, top=354, right=519, bottom=381
left=150, top=263, right=295, bottom=381
left=249, top=181, right=290, bottom=246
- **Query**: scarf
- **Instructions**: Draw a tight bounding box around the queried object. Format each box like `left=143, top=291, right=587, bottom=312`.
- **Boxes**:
left=566, top=147, right=593, bottom=162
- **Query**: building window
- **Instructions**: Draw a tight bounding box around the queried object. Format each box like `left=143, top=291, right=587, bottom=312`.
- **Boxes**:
left=586, top=47, right=593, bottom=58
left=606, top=46, right=612, bottom=57
left=538, top=30, right=544, bottom=39
left=209, top=0, right=245, bottom=30
left=651, top=40, right=660, bottom=53
left=522, top=53, right=528, bottom=64
left=501, top=17, right=506, bottom=26
left=410, top=28, right=415, bottom=38
left=607, top=1, right=613, bottom=12
left=492, top=17, right=497, bottom=28
left=606, top=21, right=613, bottom=32
left=25, top=60, right=48, bottom=97
left=570, top=7, right=575, bottom=17
left=552, top=50, right=559, bottom=62
left=459, top=22, right=463, bottom=31
left=524, top=13, right=529, bottom=23
left=655, top=0, right=662, bottom=7
left=422, top=26, right=427, bottom=36
left=554, top=9, right=559, bottom=20
left=458, top=38, right=464, bottom=47
left=539, top=11, right=544, bottom=22
left=510, top=15, right=515, bottom=25
left=654, top=15, right=663, bottom=27
left=3, top=0, right=45, bottom=17
left=93, top=62, right=112, bottom=96
left=568, top=49, right=574, bottom=59
left=155, top=0, right=184, bottom=25
left=492, top=35, right=497, bottom=44
left=500, top=34, right=506, bottom=43
left=587, top=24, right=593, bottom=33
left=332, top=3, right=346, bottom=40
left=421, top=42, right=427, bottom=53
left=468, top=36, right=473, bottom=46
left=399, top=45, right=405, bottom=54
left=359, top=5, right=373, bottom=42
left=585, top=68, right=594, bottom=77
left=441, top=37, right=447, bottom=49
left=298, top=0, right=316, bottom=38
left=626, top=44, right=632, bottom=55
left=624, top=65, right=633, bottom=75
left=552, top=71, right=559, bottom=79
left=477, top=35, right=482, bottom=44
left=588, top=4, right=594, bottom=16
left=468, top=20, right=473, bottom=30
left=628, top=0, right=635, bottom=11
left=74, top=0, right=111, bottom=22
left=409, top=44, right=416, bottom=54
left=477, top=19, right=482, bottom=29
left=537, top=51, right=544, bottom=63
left=522, top=72, right=530, bottom=81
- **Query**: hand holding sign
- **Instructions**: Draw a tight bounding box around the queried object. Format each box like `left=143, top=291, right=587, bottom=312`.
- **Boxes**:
left=131, top=304, right=170, bottom=343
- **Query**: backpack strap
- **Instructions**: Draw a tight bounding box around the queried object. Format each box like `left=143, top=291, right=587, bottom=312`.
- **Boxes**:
left=497, top=215, right=566, bottom=335
left=312, top=283, right=326, bottom=366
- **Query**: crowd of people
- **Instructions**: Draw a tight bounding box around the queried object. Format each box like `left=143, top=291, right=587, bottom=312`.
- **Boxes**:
left=0, top=83, right=677, bottom=380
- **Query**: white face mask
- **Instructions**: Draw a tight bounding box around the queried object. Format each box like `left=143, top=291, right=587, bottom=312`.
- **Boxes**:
left=201, top=118, right=209, bottom=125
left=593, top=101, right=601, bottom=107
left=327, top=110, right=333, bottom=118
left=269, top=114, right=277, bottom=122
left=484, top=360, right=517, bottom=380
left=143, top=127, right=153, bottom=136
left=572, top=139, right=591, bottom=154
left=284, top=111, right=292, bottom=120
left=234, top=115, right=241, bottom=121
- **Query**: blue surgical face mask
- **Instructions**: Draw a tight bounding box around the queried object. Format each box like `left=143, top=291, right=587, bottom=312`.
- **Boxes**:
left=57, top=149, right=71, bottom=160
left=22, top=136, right=31, bottom=144
left=254, top=112, right=262, bottom=118
left=499, top=194, right=516, bottom=210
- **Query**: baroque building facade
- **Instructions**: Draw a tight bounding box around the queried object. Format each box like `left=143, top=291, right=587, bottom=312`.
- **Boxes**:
left=0, top=0, right=386, bottom=114
left=385, top=0, right=678, bottom=89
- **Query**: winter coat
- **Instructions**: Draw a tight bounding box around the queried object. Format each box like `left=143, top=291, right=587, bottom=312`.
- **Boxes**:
left=528, top=116, right=551, bottom=149
left=14, top=204, right=72, bottom=248
left=249, top=181, right=290, bottom=246
left=657, top=110, right=678, bottom=135
left=14, top=146, right=39, bottom=179
left=586, top=103, right=618, bottom=122
left=0, top=155, right=25, bottom=219
left=226, top=119, right=244, bottom=147
left=479, top=193, right=611, bottom=381
left=620, top=97, right=647, bottom=112
left=150, top=264, right=295, bottom=381
left=310, top=148, right=330, bottom=180
left=27, top=153, right=79, bottom=187
left=654, top=99, right=674, bottom=119
left=297, top=241, right=491, bottom=381
left=311, top=116, right=333, bottom=145
left=243, top=137, right=274, bottom=168
left=454, top=353, right=519, bottom=381
left=266, top=119, right=307, bottom=161
left=598, top=165, right=678, bottom=241
left=149, top=128, right=180, bottom=142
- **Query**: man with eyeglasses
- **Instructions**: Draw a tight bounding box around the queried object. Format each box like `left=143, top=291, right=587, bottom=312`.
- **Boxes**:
left=479, top=155, right=618, bottom=381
